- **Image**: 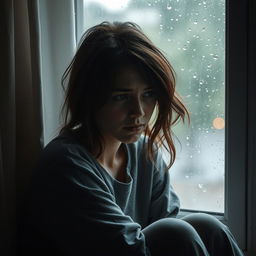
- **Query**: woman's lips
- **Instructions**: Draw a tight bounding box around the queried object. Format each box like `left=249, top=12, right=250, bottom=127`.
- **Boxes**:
left=124, top=125, right=145, bottom=133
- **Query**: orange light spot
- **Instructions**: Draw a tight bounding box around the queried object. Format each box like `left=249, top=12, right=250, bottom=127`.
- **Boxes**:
left=213, top=117, right=225, bottom=130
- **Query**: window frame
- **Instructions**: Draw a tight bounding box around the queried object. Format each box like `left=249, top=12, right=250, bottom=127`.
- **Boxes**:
left=74, top=0, right=251, bottom=252
left=247, top=0, right=256, bottom=255
left=223, top=0, right=247, bottom=250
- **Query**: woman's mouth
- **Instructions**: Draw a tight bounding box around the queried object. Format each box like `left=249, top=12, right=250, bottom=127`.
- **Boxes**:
left=124, top=125, right=145, bottom=133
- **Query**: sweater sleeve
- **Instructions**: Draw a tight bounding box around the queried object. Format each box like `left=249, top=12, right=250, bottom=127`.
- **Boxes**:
left=27, top=145, right=151, bottom=256
left=147, top=149, right=180, bottom=224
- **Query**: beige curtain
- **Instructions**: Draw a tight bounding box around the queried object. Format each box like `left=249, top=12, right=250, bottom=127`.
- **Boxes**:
left=0, top=0, right=43, bottom=254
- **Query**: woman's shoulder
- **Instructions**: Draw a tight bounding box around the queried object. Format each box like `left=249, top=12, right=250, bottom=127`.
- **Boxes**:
left=38, top=130, right=93, bottom=167
left=44, top=132, right=80, bottom=151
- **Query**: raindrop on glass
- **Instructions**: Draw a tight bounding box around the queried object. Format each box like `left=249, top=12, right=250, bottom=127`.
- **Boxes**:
left=182, top=45, right=188, bottom=51
left=167, top=4, right=172, bottom=10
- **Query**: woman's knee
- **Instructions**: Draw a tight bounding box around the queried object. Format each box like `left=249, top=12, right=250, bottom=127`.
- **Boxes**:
left=181, top=213, right=244, bottom=255
left=143, top=218, right=199, bottom=241
left=142, top=218, right=208, bottom=255
left=182, top=213, right=227, bottom=237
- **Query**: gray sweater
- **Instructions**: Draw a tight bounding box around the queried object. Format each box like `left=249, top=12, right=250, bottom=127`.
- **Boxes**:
left=25, top=131, right=180, bottom=255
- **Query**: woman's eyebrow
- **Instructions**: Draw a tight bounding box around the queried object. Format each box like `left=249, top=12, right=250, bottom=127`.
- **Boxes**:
left=144, top=87, right=154, bottom=90
left=112, top=86, right=154, bottom=92
left=112, top=88, right=132, bottom=92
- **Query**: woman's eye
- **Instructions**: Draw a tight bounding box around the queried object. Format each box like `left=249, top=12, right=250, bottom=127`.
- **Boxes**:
left=143, top=90, right=156, bottom=98
left=112, top=94, right=129, bottom=101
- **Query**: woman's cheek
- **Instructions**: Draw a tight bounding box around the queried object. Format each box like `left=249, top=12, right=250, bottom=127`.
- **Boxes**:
left=104, top=105, right=127, bottom=121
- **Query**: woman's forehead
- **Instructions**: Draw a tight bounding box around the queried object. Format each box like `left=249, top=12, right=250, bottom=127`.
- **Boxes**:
left=112, top=65, right=155, bottom=90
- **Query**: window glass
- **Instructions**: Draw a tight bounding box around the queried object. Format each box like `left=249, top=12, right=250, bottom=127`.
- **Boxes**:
left=80, top=0, right=225, bottom=213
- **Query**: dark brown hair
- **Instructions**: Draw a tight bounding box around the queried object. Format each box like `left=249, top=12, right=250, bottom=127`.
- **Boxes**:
left=61, top=21, right=189, bottom=169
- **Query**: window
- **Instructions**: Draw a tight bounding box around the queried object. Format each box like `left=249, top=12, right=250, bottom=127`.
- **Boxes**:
left=77, top=0, right=225, bottom=213
left=75, top=0, right=246, bottom=250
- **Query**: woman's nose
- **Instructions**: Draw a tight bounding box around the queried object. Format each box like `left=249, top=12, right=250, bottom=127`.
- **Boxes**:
left=129, top=98, right=145, bottom=118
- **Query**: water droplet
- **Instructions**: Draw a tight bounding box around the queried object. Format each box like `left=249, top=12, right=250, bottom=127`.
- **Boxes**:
left=198, top=184, right=203, bottom=189
left=201, top=27, right=206, bottom=32
left=167, top=4, right=172, bottom=10
left=185, top=175, right=190, bottom=179
left=212, top=54, right=219, bottom=60
left=188, top=27, right=192, bottom=32
left=193, top=75, right=197, bottom=79
left=182, top=45, right=188, bottom=51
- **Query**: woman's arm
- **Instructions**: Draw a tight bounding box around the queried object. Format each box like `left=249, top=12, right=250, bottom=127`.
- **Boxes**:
left=147, top=149, right=180, bottom=224
left=26, top=145, right=150, bottom=256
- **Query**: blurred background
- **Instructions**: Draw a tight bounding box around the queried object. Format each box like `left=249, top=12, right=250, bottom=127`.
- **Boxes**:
left=77, top=0, right=225, bottom=213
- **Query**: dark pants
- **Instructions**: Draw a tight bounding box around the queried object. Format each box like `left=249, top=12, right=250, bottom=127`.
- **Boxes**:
left=142, top=213, right=244, bottom=256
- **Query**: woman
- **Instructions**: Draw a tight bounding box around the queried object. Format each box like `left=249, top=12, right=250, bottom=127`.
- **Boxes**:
left=19, top=21, right=243, bottom=255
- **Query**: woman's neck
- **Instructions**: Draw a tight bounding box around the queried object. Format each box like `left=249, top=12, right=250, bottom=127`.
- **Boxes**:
left=97, top=141, right=121, bottom=167
left=97, top=141, right=127, bottom=182
left=73, top=128, right=128, bottom=182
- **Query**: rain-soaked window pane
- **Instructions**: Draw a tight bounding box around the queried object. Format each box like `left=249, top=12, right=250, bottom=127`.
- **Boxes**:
left=80, top=0, right=225, bottom=213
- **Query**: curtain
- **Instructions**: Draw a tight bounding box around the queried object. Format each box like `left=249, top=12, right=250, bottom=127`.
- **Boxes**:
left=0, top=0, right=43, bottom=254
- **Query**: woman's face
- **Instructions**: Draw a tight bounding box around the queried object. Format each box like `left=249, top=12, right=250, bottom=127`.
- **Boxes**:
left=95, top=66, right=157, bottom=144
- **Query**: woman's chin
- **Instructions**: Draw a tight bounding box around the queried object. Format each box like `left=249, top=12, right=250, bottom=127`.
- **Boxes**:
left=121, top=133, right=143, bottom=144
